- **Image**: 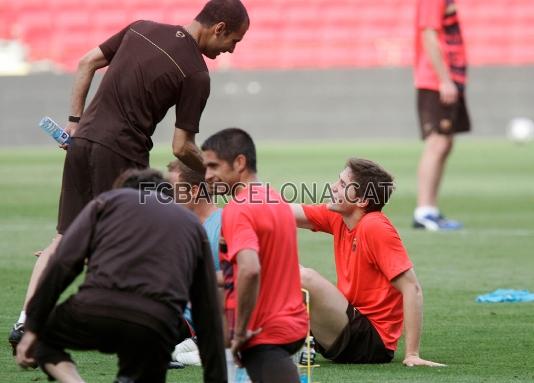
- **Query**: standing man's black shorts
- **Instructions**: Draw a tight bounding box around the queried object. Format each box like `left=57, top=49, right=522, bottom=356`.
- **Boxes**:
left=240, top=338, right=305, bottom=383
left=417, top=88, right=471, bottom=139
left=57, top=138, right=142, bottom=234
left=314, top=304, right=394, bottom=364
left=35, top=300, right=174, bottom=383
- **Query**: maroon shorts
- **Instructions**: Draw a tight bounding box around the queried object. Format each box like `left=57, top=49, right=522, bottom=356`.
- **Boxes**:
left=57, top=138, right=142, bottom=234
left=417, top=88, right=471, bottom=139
left=314, top=303, right=394, bottom=364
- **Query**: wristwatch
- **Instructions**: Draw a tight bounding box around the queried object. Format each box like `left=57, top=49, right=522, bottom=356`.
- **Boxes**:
left=68, top=115, right=81, bottom=123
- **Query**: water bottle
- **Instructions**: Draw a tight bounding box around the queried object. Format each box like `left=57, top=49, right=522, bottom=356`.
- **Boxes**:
left=298, top=336, right=316, bottom=366
left=38, top=116, right=71, bottom=145
left=226, top=349, right=251, bottom=383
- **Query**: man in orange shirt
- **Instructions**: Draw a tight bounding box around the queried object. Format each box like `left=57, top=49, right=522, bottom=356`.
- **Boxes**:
left=202, top=128, right=308, bottom=383
left=292, top=158, right=445, bottom=367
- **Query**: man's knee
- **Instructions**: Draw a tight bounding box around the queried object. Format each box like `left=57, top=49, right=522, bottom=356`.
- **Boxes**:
left=426, top=133, right=453, bottom=156
left=300, top=267, right=322, bottom=291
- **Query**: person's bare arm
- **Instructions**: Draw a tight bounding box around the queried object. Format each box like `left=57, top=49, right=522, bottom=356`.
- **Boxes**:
left=391, top=268, right=446, bottom=367
left=290, top=204, right=314, bottom=230
left=172, top=129, right=204, bottom=173
left=422, top=28, right=458, bottom=105
left=61, top=47, right=109, bottom=149
left=216, top=270, right=230, bottom=347
left=231, top=249, right=262, bottom=364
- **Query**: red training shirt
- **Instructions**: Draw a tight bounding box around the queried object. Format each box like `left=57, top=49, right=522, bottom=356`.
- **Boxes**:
left=221, top=184, right=308, bottom=349
left=302, top=204, right=413, bottom=350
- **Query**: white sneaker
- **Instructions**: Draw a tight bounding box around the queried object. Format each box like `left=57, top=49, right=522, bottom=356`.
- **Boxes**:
left=172, top=338, right=201, bottom=366
left=173, top=337, right=198, bottom=353
left=173, top=350, right=201, bottom=366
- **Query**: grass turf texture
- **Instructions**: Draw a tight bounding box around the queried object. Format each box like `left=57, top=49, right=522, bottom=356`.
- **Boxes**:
left=0, top=139, right=533, bottom=383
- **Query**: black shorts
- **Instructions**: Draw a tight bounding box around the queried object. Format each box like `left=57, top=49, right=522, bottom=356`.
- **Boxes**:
left=35, top=299, right=173, bottom=383
left=314, top=304, right=394, bottom=364
left=417, top=88, right=471, bottom=139
left=240, top=339, right=305, bottom=383
left=57, top=138, right=142, bottom=234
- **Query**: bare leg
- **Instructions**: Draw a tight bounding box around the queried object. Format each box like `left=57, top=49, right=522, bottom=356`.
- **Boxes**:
left=417, top=133, right=453, bottom=208
left=43, top=361, right=85, bottom=383
left=300, top=267, right=348, bottom=350
left=22, top=234, right=63, bottom=310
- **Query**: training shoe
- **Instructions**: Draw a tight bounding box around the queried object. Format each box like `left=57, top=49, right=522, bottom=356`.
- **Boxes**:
left=172, top=338, right=201, bottom=366
left=413, top=214, right=463, bottom=231
left=172, top=350, right=201, bottom=366
left=173, top=337, right=198, bottom=354
left=8, top=322, right=24, bottom=356
left=168, top=361, right=185, bottom=369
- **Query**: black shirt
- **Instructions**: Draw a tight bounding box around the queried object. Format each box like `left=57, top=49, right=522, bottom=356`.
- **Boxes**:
left=26, top=189, right=225, bottom=382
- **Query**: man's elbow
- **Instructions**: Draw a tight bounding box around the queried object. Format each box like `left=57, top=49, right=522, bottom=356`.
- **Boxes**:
left=78, top=54, right=98, bottom=73
left=240, top=264, right=261, bottom=281
left=410, top=282, right=423, bottom=300
left=172, top=142, right=187, bottom=159
left=78, top=48, right=108, bottom=72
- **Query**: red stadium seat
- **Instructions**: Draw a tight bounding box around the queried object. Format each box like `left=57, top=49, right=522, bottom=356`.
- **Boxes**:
left=2, top=0, right=534, bottom=70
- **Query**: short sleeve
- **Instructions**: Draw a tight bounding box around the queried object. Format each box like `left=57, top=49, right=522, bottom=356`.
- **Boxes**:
left=222, top=203, right=259, bottom=262
left=99, top=20, right=142, bottom=62
left=203, top=209, right=222, bottom=271
left=175, top=71, right=211, bottom=133
left=417, top=0, right=444, bottom=30
left=302, top=204, right=335, bottom=234
left=363, top=218, right=413, bottom=281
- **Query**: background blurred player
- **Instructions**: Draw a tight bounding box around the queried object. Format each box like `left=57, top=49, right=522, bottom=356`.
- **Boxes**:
left=167, top=159, right=222, bottom=367
left=16, top=168, right=226, bottom=383
left=202, top=128, right=308, bottom=383
left=9, top=0, right=249, bottom=351
left=292, top=158, right=446, bottom=367
left=413, top=0, right=470, bottom=230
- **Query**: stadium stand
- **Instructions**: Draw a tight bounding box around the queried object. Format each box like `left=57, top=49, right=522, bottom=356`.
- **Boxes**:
left=1, top=0, right=534, bottom=71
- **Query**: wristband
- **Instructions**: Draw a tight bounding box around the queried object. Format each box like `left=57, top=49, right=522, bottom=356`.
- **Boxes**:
left=68, top=115, right=81, bottom=123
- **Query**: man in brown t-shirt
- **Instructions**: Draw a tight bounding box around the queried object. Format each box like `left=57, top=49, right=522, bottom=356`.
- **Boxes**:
left=9, top=0, right=249, bottom=353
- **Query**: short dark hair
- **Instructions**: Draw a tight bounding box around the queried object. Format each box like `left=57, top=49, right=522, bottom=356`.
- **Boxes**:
left=113, top=168, right=172, bottom=196
left=167, top=159, right=205, bottom=186
left=345, top=158, right=395, bottom=213
left=201, top=127, right=257, bottom=172
left=195, top=0, right=249, bottom=33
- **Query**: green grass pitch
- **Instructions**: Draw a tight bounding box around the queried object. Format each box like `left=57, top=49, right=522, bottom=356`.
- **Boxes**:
left=0, top=139, right=533, bottom=382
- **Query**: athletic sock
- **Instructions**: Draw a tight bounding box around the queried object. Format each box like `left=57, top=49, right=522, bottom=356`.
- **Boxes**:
left=414, top=206, right=440, bottom=221
left=17, top=311, right=26, bottom=324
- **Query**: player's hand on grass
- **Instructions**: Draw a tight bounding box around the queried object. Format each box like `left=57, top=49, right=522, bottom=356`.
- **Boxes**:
left=439, top=79, right=458, bottom=105
left=59, top=121, right=79, bottom=150
left=16, top=330, right=38, bottom=369
left=403, top=354, right=447, bottom=367
left=230, top=328, right=262, bottom=367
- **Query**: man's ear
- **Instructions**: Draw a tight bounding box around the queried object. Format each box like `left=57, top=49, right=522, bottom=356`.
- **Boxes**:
left=233, top=154, right=247, bottom=173
left=191, top=184, right=199, bottom=199
left=355, top=198, right=369, bottom=209
left=214, top=22, right=226, bottom=36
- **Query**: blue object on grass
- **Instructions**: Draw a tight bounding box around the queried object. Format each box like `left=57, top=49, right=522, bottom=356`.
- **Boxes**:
left=476, top=289, right=534, bottom=303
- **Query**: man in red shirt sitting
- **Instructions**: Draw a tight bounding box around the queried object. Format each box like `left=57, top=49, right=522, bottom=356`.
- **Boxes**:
left=291, top=158, right=445, bottom=367
left=202, top=128, right=308, bottom=383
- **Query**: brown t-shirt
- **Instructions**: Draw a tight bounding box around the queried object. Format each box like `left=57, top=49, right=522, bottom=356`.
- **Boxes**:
left=75, top=20, right=210, bottom=166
